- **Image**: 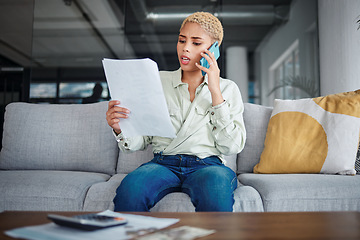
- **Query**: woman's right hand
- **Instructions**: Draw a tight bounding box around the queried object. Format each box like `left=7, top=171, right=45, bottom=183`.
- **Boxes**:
left=106, top=100, right=130, bottom=135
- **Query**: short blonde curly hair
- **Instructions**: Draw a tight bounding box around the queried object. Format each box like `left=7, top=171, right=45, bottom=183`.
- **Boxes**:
left=180, top=12, right=224, bottom=45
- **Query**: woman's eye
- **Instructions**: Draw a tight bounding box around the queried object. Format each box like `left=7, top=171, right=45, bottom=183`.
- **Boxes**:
left=193, top=42, right=201, bottom=46
left=178, top=39, right=185, bottom=43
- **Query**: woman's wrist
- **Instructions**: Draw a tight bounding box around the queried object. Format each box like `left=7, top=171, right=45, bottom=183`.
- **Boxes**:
left=211, top=90, right=224, bottom=106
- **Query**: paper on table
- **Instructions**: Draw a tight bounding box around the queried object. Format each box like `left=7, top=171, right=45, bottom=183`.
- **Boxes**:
left=5, top=210, right=179, bottom=240
left=102, top=58, right=176, bottom=139
left=137, top=226, right=216, bottom=240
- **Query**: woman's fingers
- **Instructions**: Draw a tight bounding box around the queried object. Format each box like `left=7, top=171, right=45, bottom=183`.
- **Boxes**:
left=106, top=100, right=130, bottom=131
left=196, top=50, right=219, bottom=74
left=108, top=100, right=119, bottom=110
left=203, top=49, right=218, bottom=67
left=108, top=100, right=130, bottom=115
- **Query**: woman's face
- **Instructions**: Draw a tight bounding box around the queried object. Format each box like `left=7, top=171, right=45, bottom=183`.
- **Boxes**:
left=177, top=22, right=213, bottom=73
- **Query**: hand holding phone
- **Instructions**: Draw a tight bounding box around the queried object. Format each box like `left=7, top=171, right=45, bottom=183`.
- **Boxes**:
left=200, top=41, right=220, bottom=76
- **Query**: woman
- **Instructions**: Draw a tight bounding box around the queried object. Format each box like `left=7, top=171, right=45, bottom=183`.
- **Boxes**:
left=106, top=12, right=246, bottom=212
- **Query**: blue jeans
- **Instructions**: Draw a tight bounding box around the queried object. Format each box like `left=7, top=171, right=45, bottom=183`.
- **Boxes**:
left=113, top=153, right=238, bottom=212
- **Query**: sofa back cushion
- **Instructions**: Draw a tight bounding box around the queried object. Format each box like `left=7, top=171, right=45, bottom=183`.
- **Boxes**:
left=117, top=145, right=153, bottom=174
left=0, top=102, right=118, bottom=175
left=237, top=103, right=273, bottom=173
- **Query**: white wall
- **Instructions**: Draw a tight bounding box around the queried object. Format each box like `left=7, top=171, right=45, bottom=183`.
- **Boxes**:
left=255, top=0, right=318, bottom=106
left=226, top=46, right=248, bottom=103
left=318, top=0, right=360, bottom=95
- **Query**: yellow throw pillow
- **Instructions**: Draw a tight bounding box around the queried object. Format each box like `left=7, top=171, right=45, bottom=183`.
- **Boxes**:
left=254, top=90, right=360, bottom=175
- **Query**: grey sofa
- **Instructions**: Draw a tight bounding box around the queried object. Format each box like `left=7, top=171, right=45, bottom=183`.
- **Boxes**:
left=0, top=101, right=359, bottom=212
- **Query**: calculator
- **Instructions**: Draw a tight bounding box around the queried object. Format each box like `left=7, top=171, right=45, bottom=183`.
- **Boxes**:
left=48, top=213, right=128, bottom=231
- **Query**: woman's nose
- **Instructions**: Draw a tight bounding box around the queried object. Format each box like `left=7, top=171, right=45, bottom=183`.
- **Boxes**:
left=183, top=43, right=190, bottom=52
left=183, top=46, right=190, bottom=52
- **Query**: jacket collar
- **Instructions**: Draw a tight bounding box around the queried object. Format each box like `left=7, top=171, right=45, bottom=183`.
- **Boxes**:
left=171, top=68, right=209, bottom=88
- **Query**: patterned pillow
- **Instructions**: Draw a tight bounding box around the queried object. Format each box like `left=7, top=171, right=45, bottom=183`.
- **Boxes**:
left=254, top=90, right=360, bottom=175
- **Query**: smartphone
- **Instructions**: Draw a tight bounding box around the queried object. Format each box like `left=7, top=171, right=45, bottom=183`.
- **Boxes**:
left=200, top=41, right=220, bottom=76
left=48, top=213, right=127, bottom=231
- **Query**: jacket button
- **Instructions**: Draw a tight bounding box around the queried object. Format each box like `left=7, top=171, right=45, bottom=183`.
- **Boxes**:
left=213, top=126, right=217, bottom=131
left=211, top=112, right=215, bottom=115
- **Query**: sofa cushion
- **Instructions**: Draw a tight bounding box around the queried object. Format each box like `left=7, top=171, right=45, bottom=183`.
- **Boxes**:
left=254, top=90, right=360, bottom=175
left=83, top=173, right=126, bottom=211
left=239, top=173, right=360, bottom=212
left=0, top=102, right=119, bottom=175
left=223, top=154, right=237, bottom=173
left=117, top=145, right=154, bottom=174
left=0, top=170, right=110, bottom=211
left=237, top=103, right=272, bottom=173
left=151, top=192, right=195, bottom=212
left=232, top=182, right=264, bottom=212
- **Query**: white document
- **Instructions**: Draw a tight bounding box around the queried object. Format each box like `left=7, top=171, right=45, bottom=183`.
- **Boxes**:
left=5, top=210, right=179, bottom=240
left=102, top=58, right=176, bottom=139
left=137, top=226, right=216, bottom=240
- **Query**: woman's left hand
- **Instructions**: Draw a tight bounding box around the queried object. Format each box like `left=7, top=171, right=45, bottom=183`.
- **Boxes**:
left=196, top=49, right=224, bottom=106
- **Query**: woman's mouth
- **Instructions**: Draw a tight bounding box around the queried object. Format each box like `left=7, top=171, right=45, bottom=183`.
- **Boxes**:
left=180, top=56, right=190, bottom=65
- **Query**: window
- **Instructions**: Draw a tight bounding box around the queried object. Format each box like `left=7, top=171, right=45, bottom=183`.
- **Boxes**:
left=30, top=82, right=109, bottom=104
left=30, top=83, right=57, bottom=99
left=268, top=40, right=300, bottom=102
left=59, top=82, right=108, bottom=104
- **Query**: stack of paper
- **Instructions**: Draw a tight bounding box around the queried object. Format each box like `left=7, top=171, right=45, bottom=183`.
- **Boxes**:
left=102, top=58, right=176, bottom=139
